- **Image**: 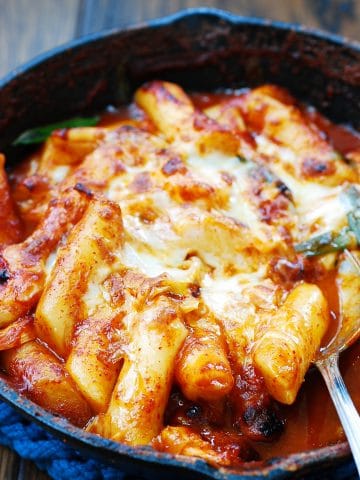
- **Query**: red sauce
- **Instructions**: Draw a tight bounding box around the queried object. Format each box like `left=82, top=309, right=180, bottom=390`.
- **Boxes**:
left=99, top=94, right=359, bottom=458
left=191, top=92, right=241, bottom=110
left=274, top=101, right=360, bottom=456
left=9, top=89, right=357, bottom=462
left=98, top=103, right=154, bottom=132
left=98, top=105, right=136, bottom=126
left=306, top=108, right=360, bottom=155
left=315, top=268, right=341, bottom=348
left=190, top=92, right=360, bottom=458
left=254, top=341, right=360, bottom=459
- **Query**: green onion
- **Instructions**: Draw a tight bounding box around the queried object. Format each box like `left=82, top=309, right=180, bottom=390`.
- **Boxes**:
left=295, top=185, right=360, bottom=257
left=342, top=186, right=360, bottom=243
left=294, top=228, right=356, bottom=257
left=12, top=116, right=100, bottom=146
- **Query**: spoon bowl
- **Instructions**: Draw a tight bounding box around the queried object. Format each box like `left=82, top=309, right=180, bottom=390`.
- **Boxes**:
left=315, top=249, right=360, bottom=476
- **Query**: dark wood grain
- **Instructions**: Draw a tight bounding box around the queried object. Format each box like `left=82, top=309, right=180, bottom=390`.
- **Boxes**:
left=0, top=0, right=359, bottom=478
left=0, top=447, right=19, bottom=479
left=16, top=458, right=49, bottom=480
left=76, top=0, right=360, bottom=40
left=1, top=0, right=359, bottom=77
left=0, top=0, right=81, bottom=77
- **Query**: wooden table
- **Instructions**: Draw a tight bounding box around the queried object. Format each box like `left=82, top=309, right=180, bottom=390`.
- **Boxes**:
left=0, top=0, right=359, bottom=478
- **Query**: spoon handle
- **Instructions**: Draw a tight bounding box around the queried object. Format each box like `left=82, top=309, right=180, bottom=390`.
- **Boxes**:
left=317, top=353, right=360, bottom=476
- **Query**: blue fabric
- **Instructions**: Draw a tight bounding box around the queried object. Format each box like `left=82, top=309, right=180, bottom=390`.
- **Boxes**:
left=0, top=402, right=140, bottom=479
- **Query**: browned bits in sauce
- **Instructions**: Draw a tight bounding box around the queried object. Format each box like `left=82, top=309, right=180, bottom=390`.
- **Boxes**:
left=301, top=157, right=336, bottom=178
left=1, top=84, right=359, bottom=466
left=74, top=182, right=94, bottom=198
left=161, top=156, right=187, bottom=176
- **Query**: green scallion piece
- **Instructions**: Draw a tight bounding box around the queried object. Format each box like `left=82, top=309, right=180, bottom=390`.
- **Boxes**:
left=294, top=228, right=355, bottom=257
left=343, top=186, right=360, bottom=243
left=296, top=185, right=360, bottom=257
left=12, top=116, right=100, bottom=146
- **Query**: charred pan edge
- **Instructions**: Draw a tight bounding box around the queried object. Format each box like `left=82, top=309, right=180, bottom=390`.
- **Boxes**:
left=1, top=7, right=359, bottom=86
left=1, top=8, right=360, bottom=157
left=0, top=8, right=358, bottom=479
left=0, top=374, right=353, bottom=480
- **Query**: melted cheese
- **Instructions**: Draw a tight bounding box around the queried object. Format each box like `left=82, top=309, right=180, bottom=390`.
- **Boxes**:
left=14, top=84, right=358, bottom=433
left=186, top=150, right=282, bottom=247
left=77, top=127, right=356, bottom=336
left=44, top=251, right=57, bottom=278
left=83, top=264, right=113, bottom=316
left=50, top=165, right=70, bottom=184
left=35, top=114, right=357, bottom=371
left=256, top=134, right=352, bottom=237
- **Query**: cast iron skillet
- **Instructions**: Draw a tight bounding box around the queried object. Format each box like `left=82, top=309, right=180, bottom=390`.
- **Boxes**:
left=0, top=8, right=359, bottom=479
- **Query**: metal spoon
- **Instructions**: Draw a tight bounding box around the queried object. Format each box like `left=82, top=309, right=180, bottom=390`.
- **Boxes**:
left=315, top=249, right=360, bottom=476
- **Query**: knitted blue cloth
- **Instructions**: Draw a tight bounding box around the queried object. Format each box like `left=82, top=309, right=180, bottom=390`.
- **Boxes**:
left=0, top=402, right=140, bottom=479
left=0, top=401, right=355, bottom=479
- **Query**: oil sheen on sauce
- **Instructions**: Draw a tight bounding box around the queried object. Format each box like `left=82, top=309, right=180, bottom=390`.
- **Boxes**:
left=99, top=92, right=360, bottom=458
left=193, top=93, right=359, bottom=458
